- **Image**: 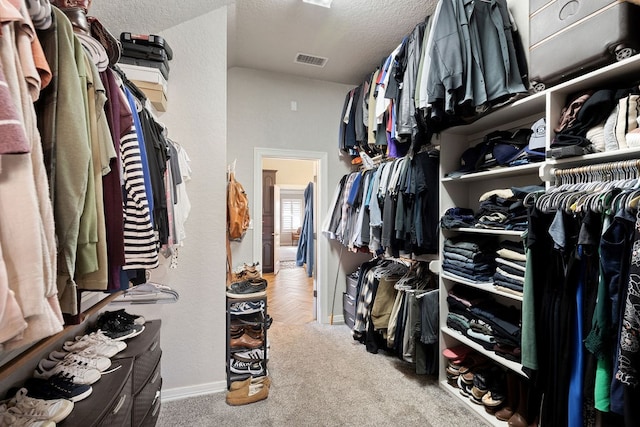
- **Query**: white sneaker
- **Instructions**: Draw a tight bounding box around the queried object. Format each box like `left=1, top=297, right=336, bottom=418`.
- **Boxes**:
left=34, top=359, right=101, bottom=385
left=4, top=388, right=73, bottom=423
left=0, top=404, right=55, bottom=427
left=233, top=348, right=266, bottom=363
left=48, top=349, right=111, bottom=372
left=63, top=331, right=126, bottom=357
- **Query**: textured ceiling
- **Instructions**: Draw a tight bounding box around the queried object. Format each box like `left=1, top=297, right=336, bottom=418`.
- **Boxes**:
left=90, top=0, right=438, bottom=85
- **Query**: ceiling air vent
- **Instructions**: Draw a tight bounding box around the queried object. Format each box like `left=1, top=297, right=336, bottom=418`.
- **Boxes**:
left=295, top=53, right=328, bottom=68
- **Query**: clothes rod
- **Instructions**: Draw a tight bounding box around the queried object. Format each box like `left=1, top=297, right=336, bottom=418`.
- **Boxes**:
left=553, top=159, right=640, bottom=186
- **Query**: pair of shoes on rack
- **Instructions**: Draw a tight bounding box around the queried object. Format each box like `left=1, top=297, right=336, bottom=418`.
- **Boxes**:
left=0, top=387, right=74, bottom=425
left=23, top=374, right=93, bottom=403
left=233, top=348, right=266, bottom=363
left=63, top=330, right=127, bottom=358
left=230, top=333, right=263, bottom=349
left=94, top=309, right=145, bottom=341
left=33, top=358, right=101, bottom=386
left=226, top=375, right=270, bottom=406
left=234, top=262, right=262, bottom=281
left=229, top=300, right=265, bottom=315
left=495, top=372, right=531, bottom=426
left=230, top=358, right=265, bottom=376
left=229, top=375, right=271, bottom=390
left=47, top=349, right=111, bottom=373
left=226, top=278, right=268, bottom=298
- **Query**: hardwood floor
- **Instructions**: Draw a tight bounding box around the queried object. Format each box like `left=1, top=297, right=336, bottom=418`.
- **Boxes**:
left=263, top=265, right=314, bottom=324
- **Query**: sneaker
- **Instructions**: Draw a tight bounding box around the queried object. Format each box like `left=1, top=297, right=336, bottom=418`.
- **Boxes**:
left=34, top=359, right=101, bottom=385
left=48, top=350, right=111, bottom=372
left=229, top=300, right=265, bottom=315
left=233, top=348, right=266, bottom=363
left=99, top=309, right=145, bottom=326
left=98, top=322, right=145, bottom=341
left=226, top=279, right=267, bottom=298
left=3, top=388, right=73, bottom=423
left=0, top=404, right=55, bottom=427
left=457, top=375, right=472, bottom=398
left=63, top=331, right=127, bottom=357
left=24, top=374, right=93, bottom=403
left=230, top=359, right=264, bottom=375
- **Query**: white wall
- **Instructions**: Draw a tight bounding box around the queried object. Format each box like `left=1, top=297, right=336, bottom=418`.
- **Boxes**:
left=228, top=68, right=370, bottom=324
left=116, top=8, right=229, bottom=398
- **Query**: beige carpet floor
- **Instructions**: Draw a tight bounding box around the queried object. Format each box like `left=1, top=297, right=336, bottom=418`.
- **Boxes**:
left=156, top=320, right=481, bottom=427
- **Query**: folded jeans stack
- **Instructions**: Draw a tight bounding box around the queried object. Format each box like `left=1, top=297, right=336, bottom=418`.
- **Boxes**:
left=442, top=237, right=497, bottom=283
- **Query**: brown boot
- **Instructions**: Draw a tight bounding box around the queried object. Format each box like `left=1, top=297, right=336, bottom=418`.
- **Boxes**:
left=508, top=377, right=529, bottom=427
left=495, top=371, right=519, bottom=422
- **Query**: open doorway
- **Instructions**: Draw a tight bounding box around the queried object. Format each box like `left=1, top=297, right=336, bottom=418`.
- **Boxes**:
left=253, top=148, right=327, bottom=323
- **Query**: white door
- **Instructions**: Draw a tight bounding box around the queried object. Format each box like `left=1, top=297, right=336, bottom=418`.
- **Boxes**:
left=273, top=185, right=281, bottom=275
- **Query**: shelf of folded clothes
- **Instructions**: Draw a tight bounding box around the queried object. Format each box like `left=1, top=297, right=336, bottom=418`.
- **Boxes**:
left=441, top=327, right=526, bottom=378
left=447, top=227, right=525, bottom=237
left=441, top=271, right=523, bottom=302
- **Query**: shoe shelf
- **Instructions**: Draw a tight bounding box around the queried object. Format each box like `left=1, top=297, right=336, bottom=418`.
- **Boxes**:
left=441, top=327, right=526, bottom=379
left=440, top=380, right=507, bottom=427
left=441, top=272, right=523, bottom=303
left=225, top=295, right=269, bottom=389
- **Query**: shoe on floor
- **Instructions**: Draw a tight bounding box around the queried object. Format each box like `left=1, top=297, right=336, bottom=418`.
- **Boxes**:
left=225, top=383, right=269, bottom=406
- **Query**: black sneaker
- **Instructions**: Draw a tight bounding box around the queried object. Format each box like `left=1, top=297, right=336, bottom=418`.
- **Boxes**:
left=101, top=309, right=145, bottom=326
left=226, top=279, right=267, bottom=298
left=24, top=373, right=93, bottom=402
left=97, top=319, right=145, bottom=341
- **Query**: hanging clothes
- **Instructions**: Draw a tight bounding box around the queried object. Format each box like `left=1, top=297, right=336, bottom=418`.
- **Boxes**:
left=296, top=182, right=314, bottom=277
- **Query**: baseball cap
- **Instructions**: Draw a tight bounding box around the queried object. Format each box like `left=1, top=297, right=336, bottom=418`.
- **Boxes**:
left=442, top=345, right=472, bottom=363
left=526, top=118, right=546, bottom=155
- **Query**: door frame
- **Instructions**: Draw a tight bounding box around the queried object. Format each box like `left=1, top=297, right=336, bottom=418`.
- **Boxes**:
left=253, top=147, right=327, bottom=323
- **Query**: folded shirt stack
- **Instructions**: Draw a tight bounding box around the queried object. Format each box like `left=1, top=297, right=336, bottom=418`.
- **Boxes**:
left=474, top=186, right=543, bottom=232
left=442, top=237, right=497, bottom=284
left=493, top=240, right=527, bottom=296
left=440, top=207, right=476, bottom=229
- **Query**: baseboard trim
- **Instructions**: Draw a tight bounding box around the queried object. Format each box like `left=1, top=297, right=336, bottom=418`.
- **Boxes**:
left=161, top=380, right=227, bottom=402
left=327, top=314, right=344, bottom=325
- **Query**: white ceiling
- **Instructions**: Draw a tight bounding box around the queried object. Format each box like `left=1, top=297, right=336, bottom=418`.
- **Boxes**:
left=90, top=0, right=438, bottom=86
